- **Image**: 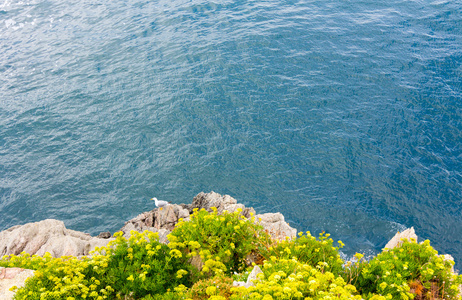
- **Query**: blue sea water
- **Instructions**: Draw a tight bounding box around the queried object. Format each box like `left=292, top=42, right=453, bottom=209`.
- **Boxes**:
left=1, top=0, right=461, bottom=263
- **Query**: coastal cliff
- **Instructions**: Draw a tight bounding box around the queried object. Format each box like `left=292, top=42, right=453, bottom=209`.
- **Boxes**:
left=0, top=191, right=459, bottom=300
left=0, top=191, right=296, bottom=259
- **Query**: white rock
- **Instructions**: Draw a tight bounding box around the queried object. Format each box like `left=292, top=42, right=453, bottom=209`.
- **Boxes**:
left=191, top=192, right=255, bottom=218
left=246, top=265, right=263, bottom=287
left=256, top=213, right=297, bottom=240
left=383, top=227, right=417, bottom=250
left=232, top=265, right=264, bottom=288
left=0, top=267, right=35, bottom=300
left=0, top=219, right=112, bottom=258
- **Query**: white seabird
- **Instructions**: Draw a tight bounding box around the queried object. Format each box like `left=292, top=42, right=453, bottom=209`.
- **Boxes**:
left=151, top=197, right=170, bottom=208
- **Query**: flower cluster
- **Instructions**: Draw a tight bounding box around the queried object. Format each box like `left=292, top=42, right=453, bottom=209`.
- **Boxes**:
left=261, top=231, right=345, bottom=275
left=345, top=239, right=462, bottom=299
left=1, top=230, right=190, bottom=299
left=167, top=207, right=270, bottom=275
left=231, top=256, right=361, bottom=300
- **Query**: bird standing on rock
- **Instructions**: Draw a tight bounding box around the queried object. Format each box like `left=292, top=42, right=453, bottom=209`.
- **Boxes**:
left=151, top=197, right=171, bottom=210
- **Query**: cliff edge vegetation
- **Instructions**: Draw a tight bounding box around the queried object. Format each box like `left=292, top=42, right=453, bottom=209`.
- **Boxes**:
left=0, top=192, right=461, bottom=300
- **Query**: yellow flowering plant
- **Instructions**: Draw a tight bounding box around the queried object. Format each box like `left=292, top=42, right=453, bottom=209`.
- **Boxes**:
left=0, top=230, right=191, bottom=299
left=168, top=208, right=271, bottom=275
left=261, top=231, right=345, bottom=275
left=0, top=252, right=110, bottom=300
left=97, top=230, right=192, bottom=298
left=348, top=239, right=462, bottom=299
left=230, top=256, right=362, bottom=300
left=188, top=274, right=234, bottom=300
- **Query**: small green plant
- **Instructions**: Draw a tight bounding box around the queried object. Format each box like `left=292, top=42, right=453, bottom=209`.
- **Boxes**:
left=188, top=274, right=234, bottom=300
left=168, top=207, right=271, bottom=276
left=261, top=231, right=345, bottom=275
left=349, top=239, right=462, bottom=300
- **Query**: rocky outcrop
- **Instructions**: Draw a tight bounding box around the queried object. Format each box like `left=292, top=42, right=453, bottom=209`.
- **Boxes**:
left=256, top=212, right=297, bottom=241
left=120, top=204, right=190, bottom=234
left=120, top=191, right=296, bottom=242
left=191, top=192, right=256, bottom=218
left=383, top=227, right=418, bottom=250
left=119, top=204, right=189, bottom=243
left=384, top=227, right=457, bottom=274
left=0, top=219, right=112, bottom=258
left=233, top=265, right=263, bottom=288
left=0, top=267, right=35, bottom=300
left=0, top=192, right=296, bottom=261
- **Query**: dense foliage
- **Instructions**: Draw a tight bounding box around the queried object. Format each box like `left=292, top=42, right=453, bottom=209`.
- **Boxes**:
left=0, top=231, right=190, bottom=299
left=167, top=207, right=271, bottom=275
left=230, top=256, right=361, bottom=300
left=261, top=231, right=345, bottom=275
left=1, top=208, right=461, bottom=300
left=344, top=239, right=462, bottom=300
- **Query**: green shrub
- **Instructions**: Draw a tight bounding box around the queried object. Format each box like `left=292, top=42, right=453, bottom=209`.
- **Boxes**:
left=100, top=230, right=192, bottom=298
left=0, top=230, right=191, bottom=300
left=168, top=207, right=271, bottom=276
left=348, top=239, right=462, bottom=300
left=261, top=231, right=344, bottom=275
left=188, top=274, right=234, bottom=300
left=0, top=252, right=103, bottom=300
left=230, top=256, right=361, bottom=300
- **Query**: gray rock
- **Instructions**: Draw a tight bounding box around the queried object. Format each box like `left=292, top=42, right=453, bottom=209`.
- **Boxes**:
left=119, top=192, right=258, bottom=240
left=233, top=265, right=263, bottom=288
left=119, top=203, right=190, bottom=244
left=191, top=192, right=256, bottom=218
left=0, top=219, right=112, bottom=258
left=246, top=265, right=263, bottom=287
left=256, top=212, right=297, bottom=240
left=120, top=204, right=191, bottom=235
left=233, top=280, right=247, bottom=287
left=189, top=255, right=204, bottom=271
left=383, top=227, right=417, bottom=250
left=97, top=232, right=112, bottom=239
left=121, top=192, right=297, bottom=242
left=0, top=267, right=35, bottom=300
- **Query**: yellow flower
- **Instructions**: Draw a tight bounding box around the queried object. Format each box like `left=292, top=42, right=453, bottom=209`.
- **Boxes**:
left=206, top=286, right=217, bottom=295
left=127, top=275, right=134, bottom=281
left=169, top=249, right=183, bottom=258
left=89, top=291, right=98, bottom=297
left=174, top=284, right=188, bottom=293
left=139, top=273, right=146, bottom=281
left=176, top=269, right=188, bottom=279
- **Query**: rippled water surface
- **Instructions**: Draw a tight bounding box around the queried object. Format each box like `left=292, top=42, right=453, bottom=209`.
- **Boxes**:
left=1, top=0, right=461, bottom=262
